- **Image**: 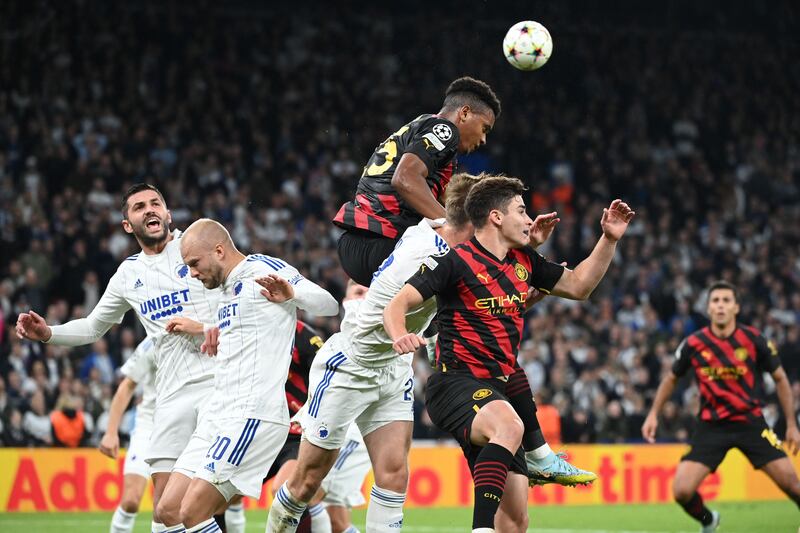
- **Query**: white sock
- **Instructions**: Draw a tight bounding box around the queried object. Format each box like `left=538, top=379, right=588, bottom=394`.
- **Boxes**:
left=308, top=503, right=332, bottom=533
left=225, top=503, right=247, bottom=533
left=186, top=517, right=221, bottom=532
left=367, top=486, right=405, bottom=532
left=151, top=521, right=167, bottom=533
left=527, top=443, right=553, bottom=461
left=110, top=507, right=137, bottom=533
left=265, top=483, right=307, bottom=533
left=342, top=526, right=360, bottom=533
left=472, top=528, right=494, bottom=533
left=163, top=525, right=186, bottom=532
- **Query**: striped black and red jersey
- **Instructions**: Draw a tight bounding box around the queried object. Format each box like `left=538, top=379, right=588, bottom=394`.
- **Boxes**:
left=333, top=114, right=459, bottom=239
left=672, top=325, right=782, bottom=423
left=286, top=320, right=324, bottom=435
left=407, top=237, right=565, bottom=379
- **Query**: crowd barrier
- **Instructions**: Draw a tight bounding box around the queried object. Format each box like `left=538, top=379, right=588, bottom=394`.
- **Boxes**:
left=1, top=442, right=797, bottom=512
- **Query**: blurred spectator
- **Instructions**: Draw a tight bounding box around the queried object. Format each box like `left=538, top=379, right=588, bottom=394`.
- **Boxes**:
left=22, top=389, right=52, bottom=446
left=79, top=339, right=115, bottom=385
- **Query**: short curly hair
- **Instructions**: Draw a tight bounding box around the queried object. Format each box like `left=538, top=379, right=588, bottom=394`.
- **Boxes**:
left=442, top=76, right=501, bottom=118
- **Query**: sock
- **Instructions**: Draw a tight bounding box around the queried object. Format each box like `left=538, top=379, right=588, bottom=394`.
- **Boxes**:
left=679, top=492, right=712, bottom=526
left=526, top=442, right=553, bottom=462
left=163, top=526, right=186, bottom=532
left=472, top=529, right=494, bottom=533
left=212, top=513, right=226, bottom=532
left=367, top=486, right=406, bottom=532
left=505, top=366, right=544, bottom=451
left=151, top=522, right=167, bottom=533
left=225, top=503, right=246, bottom=533
left=186, top=518, right=221, bottom=532
left=110, top=507, right=137, bottom=533
left=471, top=443, right=513, bottom=530
left=266, top=483, right=307, bottom=533
left=341, top=527, right=360, bottom=533
left=308, top=504, right=332, bottom=533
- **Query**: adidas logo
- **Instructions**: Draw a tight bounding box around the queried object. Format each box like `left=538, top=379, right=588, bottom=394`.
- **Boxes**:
left=204, top=462, right=215, bottom=472
left=133, top=279, right=143, bottom=289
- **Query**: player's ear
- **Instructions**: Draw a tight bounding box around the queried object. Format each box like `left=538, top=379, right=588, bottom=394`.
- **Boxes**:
left=460, top=105, right=471, bottom=122
left=121, top=218, right=133, bottom=235
left=166, top=209, right=172, bottom=226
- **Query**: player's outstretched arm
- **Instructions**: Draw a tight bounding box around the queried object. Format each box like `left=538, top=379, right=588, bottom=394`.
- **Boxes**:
left=391, top=153, right=446, bottom=220
left=99, top=377, right=138, bottom=459
left=384, top=284, right=426, bottom=354
left=16, top=311, right=52, bottom=342
left=772, top=367, right=800, bottom=455
left=641, top=372, right=678, bottom=443
left=550, top=199, right=635, bottom=300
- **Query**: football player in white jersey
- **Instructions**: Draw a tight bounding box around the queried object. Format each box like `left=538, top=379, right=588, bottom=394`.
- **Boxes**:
left=16, top=184, right=218, bottom=530
left=99, top=336, right=157, bottom=533
left=164, top=219, right=338, bottom=533
left=266, top=173, right=487, bottom=533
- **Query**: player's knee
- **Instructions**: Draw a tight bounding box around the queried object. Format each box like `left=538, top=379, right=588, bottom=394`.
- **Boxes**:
left=120, top=495, right=141, bottom=514
left=496, top=508, right=528, bottom=533
left=155, top=498, right=181, bottom=525
left=672, top=483, right=692, bottom=504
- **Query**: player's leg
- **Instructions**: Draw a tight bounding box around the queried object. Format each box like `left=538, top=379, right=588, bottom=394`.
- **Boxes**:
left=505, top=370, right=595, bottom=486
left=270, top=453, right=330, bottom=533
left=320, top=427, right=372, bottom=533
left=267, top=440, right=339, bottom=533
left=469, top=399, right=524, bottom=533
left=179, top=478, right=228, bottom=531
left=224, top=495, right=247, bottom=533
left=110, top=473, right=148, bottom=533
left=672, top=461, right=718, bottom=530
left=672, top=422, right=727, bottom=530
left=493, top=472, right=529, bottom=533
left=150, top=469, right=173, bottom=529
left=268, top=338, right=374, bottom=533
left=761, top=457, right=800, bottom=507
left=156, top=472, right=194, bottom=528
left=361, top=421, right=411, bottom=532
left=740, top=423, right=800, bottom=508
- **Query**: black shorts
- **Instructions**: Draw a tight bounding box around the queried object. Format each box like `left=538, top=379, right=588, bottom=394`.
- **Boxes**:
left=263, top=433, right=301, bottom=483
left=682, top=419, right=786, bottom=471
left=425, top=371, right=527, bottom=475
left=336, top=230, right=399, bottom=286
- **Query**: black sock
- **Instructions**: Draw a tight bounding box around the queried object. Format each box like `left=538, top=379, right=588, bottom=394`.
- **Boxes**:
left=679, top=492, right=712, bottom=525
left=472, top=442, right=514, bottom=530
left=213, top=512, right=227, bottom=532
left=506, top=366, right=543, bottom=451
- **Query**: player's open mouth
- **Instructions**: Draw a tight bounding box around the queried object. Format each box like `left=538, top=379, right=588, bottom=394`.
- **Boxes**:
left=145, top=216, right=161, bottom=229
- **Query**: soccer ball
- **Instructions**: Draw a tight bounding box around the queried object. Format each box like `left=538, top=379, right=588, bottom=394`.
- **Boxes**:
left=502, top=20, right=553, bottom=71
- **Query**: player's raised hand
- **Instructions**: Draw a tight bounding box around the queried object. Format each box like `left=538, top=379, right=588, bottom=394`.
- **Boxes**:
left=165, top=316, right=204, bottom=335
left=201, top=326, right=220, bottom=357
left=785, top=425, right=800, bottom=456
left=16, top=311, right=52, bottom=342
left=529, top=211, right=560, bottom=247
left=392, top=333, right=425, bottom=355
left=98, top=431, right=120, bottom=459
left=256, top=275, right=295, bottom=303
left=600, top=199, right=635, bottom=242
left=641, top=413, right=658, bottom=443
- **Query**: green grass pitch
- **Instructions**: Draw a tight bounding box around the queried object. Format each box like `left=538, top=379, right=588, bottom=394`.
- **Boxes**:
left=0, top=501, right=796, bottom=532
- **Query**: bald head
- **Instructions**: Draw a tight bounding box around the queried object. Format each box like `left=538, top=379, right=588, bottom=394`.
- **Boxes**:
left=181, top=218, right=242, bottom=289
left=182, top=218, right=235, bottom=252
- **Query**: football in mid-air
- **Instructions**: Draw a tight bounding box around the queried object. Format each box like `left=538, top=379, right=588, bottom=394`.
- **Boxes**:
left=502, top=20, right=553, bottom=71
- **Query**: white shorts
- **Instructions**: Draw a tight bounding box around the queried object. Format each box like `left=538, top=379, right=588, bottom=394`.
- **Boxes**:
left=145, top=379, right=212, bottom=466
left=175, top=416, right=288, bottom=501
left=302, top=333, right=414, bottom=450
left=123, top=423, right=153, bottom=479
left=321, top=425, right=371, bottom=508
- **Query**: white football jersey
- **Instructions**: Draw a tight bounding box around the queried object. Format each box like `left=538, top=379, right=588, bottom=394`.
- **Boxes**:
left=212, top=254, right=338, bottom=421
left=48, top=230, right=219, bottom=400
left=120, top=337, right=156, bottom=431
left=341, top=218, right=447, bottom=366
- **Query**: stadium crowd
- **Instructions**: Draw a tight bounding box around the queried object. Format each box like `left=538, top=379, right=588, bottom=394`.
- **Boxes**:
left=1, top=2, right=799, bottom=448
